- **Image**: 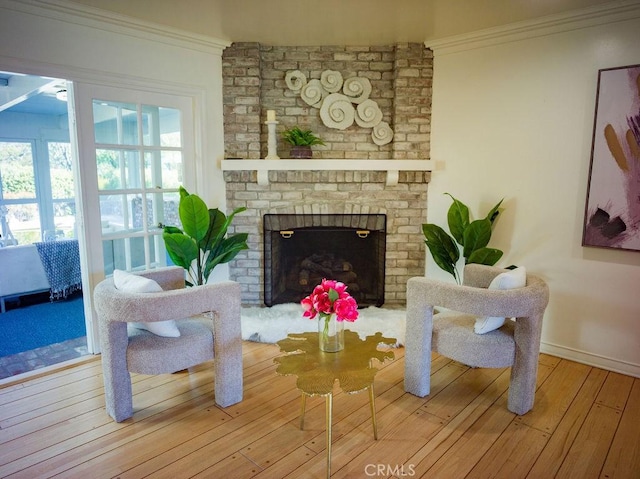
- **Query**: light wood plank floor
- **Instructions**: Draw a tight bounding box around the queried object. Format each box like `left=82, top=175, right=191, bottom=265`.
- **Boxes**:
left=0, top=341, right=638, bottom=478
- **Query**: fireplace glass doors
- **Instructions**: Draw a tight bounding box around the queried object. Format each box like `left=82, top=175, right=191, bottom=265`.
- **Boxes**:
left=263, top=214, right=386, bottom=307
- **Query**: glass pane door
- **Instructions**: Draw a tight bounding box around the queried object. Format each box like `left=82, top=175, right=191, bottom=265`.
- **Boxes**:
left=93, top=100, right=185, bottom=275
left=72, top=83, right=195, bottom=354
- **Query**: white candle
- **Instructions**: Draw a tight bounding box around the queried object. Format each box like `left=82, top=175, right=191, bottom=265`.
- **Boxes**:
left=267, top=110, right=276, bottom=122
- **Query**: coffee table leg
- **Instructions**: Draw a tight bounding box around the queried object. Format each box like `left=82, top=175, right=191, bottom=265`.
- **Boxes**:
left=325, top=393, right=333, bottom=479
left=300, top=393, right=307, bottom=429
left=369, top=384, right=378, bottom=440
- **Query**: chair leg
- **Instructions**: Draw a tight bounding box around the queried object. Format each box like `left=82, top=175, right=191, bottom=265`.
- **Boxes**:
left=404, top=291, right=434, bottom=397
left=104, top=370, right=134, bottom=422
left=507, top=353, right=539, bottom=415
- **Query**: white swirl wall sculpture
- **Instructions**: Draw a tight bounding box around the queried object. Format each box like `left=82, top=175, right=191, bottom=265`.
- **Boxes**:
left=301, top=79, right=326, bottom=107
left=285, top=70, right=307, bottom=92
left=320, top=70, right=343, bottom=93
left=286, top=69, right=394, bottom=145
left=342, top=77, right=372, bottom=104
left=355, top=99, right=383, bottom=128
left=320, top=93, right=356, bottom=130
left=371, top=121, right=394, bottom=145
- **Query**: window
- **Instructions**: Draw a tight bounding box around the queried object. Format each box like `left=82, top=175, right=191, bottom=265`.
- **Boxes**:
left=0, top=140, right=76, bottom=245
left=48, top=141, right=76, bottom=240
left=94, top=100, right=184, bottom=274
left=0, top=141, right=40, bottom=245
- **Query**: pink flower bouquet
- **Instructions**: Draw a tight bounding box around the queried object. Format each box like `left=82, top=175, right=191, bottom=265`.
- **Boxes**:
left=301, top=278, right=359, bottom=322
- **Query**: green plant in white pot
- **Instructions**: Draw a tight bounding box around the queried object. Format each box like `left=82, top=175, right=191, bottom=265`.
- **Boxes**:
left=162, top=186, right=248, bottom=286
left=422, top=193, right=504, bottom=284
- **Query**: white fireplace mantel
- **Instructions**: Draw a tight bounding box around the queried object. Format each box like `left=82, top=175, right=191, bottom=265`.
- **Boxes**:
left=220, top=159, right=433, bottom=186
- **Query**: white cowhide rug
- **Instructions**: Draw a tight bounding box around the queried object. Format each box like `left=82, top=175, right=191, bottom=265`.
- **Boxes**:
left=241, top=303, right=406, bottom=346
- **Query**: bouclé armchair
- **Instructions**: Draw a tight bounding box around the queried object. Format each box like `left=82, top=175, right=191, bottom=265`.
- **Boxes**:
left=94, top=266, right=243, bottom=422
left=404, top=264, right=549, bottom=415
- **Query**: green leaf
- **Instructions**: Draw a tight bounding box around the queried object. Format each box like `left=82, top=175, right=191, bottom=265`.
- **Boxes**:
left=179, top=193, right=210, bottom=243
left=462, top=218, right=492, bottom=259
left=201, top=207, right=247, bottom=250
left=203, top=233, right=249, bottom=279
left=445, top=193, right=469, bottom=246
left=328, top=288, right=339, bottom=303
left=200, top=208, right=225, bottom=251
left=486, top=198, right=504, bottom=225
left=282, top=126, right=324, bottom=146
left=162, top=232, right=198, bottom=269
left=467, top=247, right=503, bottom=266
left=422, top=223, right=460, bottom=279
left=162, top=225, right=183, bottom=235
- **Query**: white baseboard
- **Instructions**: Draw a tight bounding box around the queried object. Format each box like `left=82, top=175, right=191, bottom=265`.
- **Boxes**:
left=541, top=341, right=640, bottom=378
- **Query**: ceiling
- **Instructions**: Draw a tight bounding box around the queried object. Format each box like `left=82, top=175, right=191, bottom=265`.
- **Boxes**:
left=0, top=72, right=69, bottom=116
left=0, top=0, right=622, bottom=116
left=69, top=0, right=620, bottom=46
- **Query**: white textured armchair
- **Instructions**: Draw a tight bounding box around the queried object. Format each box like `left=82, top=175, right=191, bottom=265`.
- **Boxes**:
left=93, top=266, right=243, bottom=422
left=404, top=264, right=549, bottom=415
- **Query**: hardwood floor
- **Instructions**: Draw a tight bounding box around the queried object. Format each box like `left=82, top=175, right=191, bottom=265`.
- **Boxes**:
left=0, top=341, right=638, bottom=478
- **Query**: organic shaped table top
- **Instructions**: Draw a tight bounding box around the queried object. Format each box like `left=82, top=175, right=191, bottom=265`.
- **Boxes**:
left=274, top=330, right=396, bottom=396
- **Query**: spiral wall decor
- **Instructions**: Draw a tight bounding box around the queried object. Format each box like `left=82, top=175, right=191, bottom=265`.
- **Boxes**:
left=301, top=79, right=326, bottom=108
left=286, top=69, right=393, bottom=145
left=320, top=70, right=343, bottom=93
left=355, top=99, right=383, bottom=128
left=285, top=70, right=307, bottom=92
left=320, top=93, right=356, bottom=130
left=342, top=77, right=372, bottom=104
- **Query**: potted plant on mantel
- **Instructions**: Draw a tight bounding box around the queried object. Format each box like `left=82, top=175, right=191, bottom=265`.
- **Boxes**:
left=281, top=126, right=325, bottom=159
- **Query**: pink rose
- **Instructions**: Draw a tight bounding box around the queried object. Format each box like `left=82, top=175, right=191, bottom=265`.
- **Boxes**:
left=301, top=296, right=317, bottom=319
left=313, top=292, right=332, bottom=315
left=334, top=296, right=359, bottom=322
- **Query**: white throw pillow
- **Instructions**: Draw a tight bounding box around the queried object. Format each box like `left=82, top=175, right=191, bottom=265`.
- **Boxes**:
left=112, top=269, right=181, bottom=338
left=474, top=267, right=527, bottom=334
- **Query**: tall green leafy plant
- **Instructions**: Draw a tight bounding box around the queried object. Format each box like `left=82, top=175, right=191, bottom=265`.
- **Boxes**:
left=163, top=186, right=248, bottom=286
left=422, top=193, right=504, bottom=284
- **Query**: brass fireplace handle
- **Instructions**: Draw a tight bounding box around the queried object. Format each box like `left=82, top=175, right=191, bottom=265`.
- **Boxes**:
left=280, top=230, right=294, bottom=238
left=357, top=230, right=370, bottom=238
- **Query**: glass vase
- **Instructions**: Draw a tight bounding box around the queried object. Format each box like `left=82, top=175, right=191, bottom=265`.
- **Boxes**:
left=318, top=314, right=344, bottom=352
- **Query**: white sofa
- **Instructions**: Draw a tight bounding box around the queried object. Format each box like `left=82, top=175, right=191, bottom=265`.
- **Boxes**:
left=0, top=244, right=50, bottom=313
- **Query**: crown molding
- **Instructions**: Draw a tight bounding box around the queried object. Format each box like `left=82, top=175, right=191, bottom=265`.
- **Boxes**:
left=1, top=0, right=232, bottom=55
left=425, top=0, right=640, bottom=55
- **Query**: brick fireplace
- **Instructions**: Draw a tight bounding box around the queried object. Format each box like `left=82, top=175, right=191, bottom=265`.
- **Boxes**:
left=223, top=164, right=430, bottom=306
left=221, top=42, right=433, bottom=306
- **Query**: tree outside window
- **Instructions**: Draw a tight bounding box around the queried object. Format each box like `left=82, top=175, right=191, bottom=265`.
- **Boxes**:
left=0, top=141, right=76, bottom=245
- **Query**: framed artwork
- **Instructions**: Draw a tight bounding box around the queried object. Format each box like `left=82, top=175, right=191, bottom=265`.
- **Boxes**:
left=583, top=64, right=640, bottom=251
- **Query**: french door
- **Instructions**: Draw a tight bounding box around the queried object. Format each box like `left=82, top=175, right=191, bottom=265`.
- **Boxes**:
left=73, top=84, right=195, bottom=352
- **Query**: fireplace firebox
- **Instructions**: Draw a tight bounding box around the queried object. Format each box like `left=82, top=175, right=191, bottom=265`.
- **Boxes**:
left=263, top=214, right=386, bottom=307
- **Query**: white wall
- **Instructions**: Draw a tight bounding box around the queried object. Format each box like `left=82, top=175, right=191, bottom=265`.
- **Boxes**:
left=427, top=10, right=640, bottom=376
left=0, top=0, right=230, bottom=351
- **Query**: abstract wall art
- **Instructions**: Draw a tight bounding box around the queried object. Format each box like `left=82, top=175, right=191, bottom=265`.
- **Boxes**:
left=583, top=64, right=640, bottom=251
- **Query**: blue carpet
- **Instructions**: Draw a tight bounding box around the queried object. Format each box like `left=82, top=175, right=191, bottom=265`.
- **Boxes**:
left=0, top=294, right=86, bottom=357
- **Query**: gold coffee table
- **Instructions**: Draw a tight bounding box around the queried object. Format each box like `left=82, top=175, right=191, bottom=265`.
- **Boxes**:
left=274, top=330, right=396, bottom=478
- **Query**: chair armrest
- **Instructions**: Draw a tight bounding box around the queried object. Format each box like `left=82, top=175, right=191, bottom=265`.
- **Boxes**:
left=94, top=280, right=241, bottom=324
left=406, top=274, right=548, bottom=319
